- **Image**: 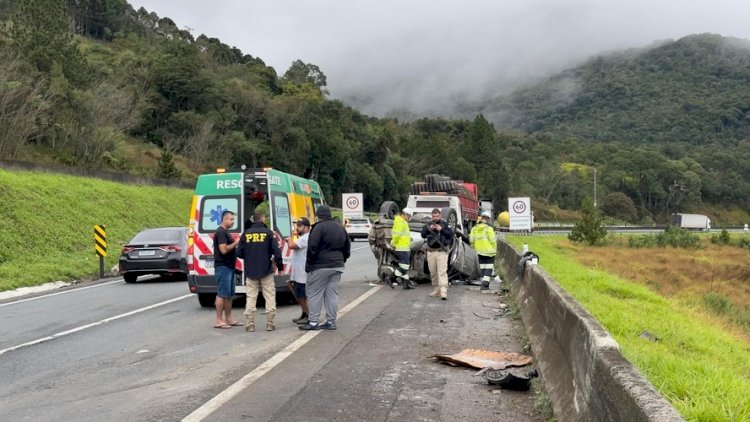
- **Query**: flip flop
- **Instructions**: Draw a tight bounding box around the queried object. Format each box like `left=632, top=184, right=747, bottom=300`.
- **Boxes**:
left=213, top=324, right=231, bottom=329
left=228, top=322, right=242, bottom=326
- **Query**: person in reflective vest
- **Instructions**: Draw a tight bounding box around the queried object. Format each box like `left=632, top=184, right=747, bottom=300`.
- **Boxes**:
left=390, top=207, right=414, bottom=289
left=470, top=211, right=497, bottom=290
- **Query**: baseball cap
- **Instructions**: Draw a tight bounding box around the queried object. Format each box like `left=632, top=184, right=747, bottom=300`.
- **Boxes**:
left=295, top=217, right=311, bottom=227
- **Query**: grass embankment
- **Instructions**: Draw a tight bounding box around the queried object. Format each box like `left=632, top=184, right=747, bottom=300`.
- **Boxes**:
left=0, top=169, right=193, bottom=291
left=507, top=235, right=750, bottom=421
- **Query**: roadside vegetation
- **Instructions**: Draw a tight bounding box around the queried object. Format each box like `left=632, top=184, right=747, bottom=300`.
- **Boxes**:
left=507, top=235, right=750, bottom=421
left=0, top=169, right=192, bottom=291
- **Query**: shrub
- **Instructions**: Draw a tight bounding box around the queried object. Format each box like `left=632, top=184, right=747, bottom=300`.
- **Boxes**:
left=628, top=235, right=656, bottom=248
left=655, top=226, right=702, bottom=248
left=627, top=226, right=701, bottom=249
left=710, top=229, right=731, bottom=245
left=569, top=197, right=608, bottom=245
left=704, top=292, right=733, bottom=316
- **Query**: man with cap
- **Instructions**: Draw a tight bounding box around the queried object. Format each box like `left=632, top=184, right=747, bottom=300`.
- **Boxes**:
left=390, top=207, right=414, bottom=289
left=299, top=205, right=351, bottom=331
left=470, top=211, right=497, bottom=290
left=287, top=217, right=311, bottom=324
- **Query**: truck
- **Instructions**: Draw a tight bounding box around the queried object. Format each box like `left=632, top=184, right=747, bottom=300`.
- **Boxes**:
left=671, top=213, right=711, bottom=231
left=406, top=174, right=480, bottom=233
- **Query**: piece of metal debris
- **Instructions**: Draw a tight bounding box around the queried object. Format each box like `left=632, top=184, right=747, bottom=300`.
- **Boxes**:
left=473, top=311, right=493, bottom=319
left=433, top=349, right=532, bottom=370
left=639, top=330, right=659, bottom=342
left=475, top=367, right=539, bottom=391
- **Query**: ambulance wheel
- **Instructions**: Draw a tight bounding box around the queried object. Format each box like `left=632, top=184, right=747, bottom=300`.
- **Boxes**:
left=124, top=273, right=138, bottom=284
left=198, top=293, right=216, bottom=308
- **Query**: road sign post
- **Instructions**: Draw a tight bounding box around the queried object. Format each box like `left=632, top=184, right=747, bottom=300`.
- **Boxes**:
left=342, top=193, right=364, bottom=220
left=94, top=224, right=107, bottom=279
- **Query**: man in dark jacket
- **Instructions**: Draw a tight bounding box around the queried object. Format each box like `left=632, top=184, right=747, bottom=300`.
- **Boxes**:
left=299, top=205, right=351, bottom=331
left=421, top=208, right=455, bottom=300
left=237, top=212, right=284, bottom=332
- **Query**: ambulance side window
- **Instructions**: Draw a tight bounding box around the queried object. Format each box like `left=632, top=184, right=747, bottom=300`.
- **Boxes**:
left=199, top=197, right=240, bottom=232
left=271, top=192, right=291, bottom=238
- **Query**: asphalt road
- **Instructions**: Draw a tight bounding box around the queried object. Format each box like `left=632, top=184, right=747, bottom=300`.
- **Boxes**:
left=0, top=242, right=542, bottom=421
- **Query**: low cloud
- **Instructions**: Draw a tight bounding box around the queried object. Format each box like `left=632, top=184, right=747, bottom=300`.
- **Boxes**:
left=132, top=0, right=750, bottom=118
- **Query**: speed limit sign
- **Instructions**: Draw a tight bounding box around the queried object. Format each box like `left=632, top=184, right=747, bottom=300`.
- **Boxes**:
left=342, top=193, right=364, bottom=219
left=508, top=197, right=531, bottom=231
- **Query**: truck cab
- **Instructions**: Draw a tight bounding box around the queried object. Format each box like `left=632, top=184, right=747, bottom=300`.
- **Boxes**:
left=406, top=194, right=467, bottom=234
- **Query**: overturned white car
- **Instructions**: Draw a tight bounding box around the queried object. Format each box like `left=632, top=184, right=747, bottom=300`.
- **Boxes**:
left=368, top=201, right=481, bottom=284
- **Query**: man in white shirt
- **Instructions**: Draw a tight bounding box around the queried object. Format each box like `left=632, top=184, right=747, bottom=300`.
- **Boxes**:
left=288, top=217, right=311, bottom=324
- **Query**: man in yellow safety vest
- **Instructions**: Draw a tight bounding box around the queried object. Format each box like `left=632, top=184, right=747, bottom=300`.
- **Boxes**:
left=390, top=207, right=414, bottom=289
left=470, top=211, right=497, bottom=290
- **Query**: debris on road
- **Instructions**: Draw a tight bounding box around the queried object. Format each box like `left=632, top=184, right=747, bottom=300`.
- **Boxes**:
left=481, top=301, right=508, bottom=310
left=473, top=311, right=493, bottom=319
left=433, top=349, right=532, bottom=370
left=475, top=367, right=539, bottom=391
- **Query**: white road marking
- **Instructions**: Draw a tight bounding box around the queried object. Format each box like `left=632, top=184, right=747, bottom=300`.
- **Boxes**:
left=0, top=294, right=193, bottom=356
left=182, top=284, right=384, bottom=422
left=0, top=279, right=125, bottom=308
left=351, top=245, right=370, bottom=251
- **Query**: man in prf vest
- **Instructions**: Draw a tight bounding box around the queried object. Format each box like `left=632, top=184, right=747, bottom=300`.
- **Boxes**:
left=470, top=211, right=497, bottom=291
left=237, top=212, right=284, bottom=332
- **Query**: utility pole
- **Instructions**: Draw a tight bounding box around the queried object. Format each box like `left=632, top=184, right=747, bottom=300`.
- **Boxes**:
left=593, top=168, right=597, bottom=208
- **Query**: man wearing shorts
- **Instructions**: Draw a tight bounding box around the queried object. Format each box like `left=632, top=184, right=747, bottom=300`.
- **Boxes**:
left=288, top=217, right=311, bottom=324
left=213, top=210, right=239, bottom=329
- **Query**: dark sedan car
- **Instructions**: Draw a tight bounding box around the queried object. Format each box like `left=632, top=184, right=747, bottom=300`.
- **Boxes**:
left=119, top=227, right=189, bottom=283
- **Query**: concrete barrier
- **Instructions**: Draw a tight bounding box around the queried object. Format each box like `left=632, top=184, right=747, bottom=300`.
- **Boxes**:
left=497, top=241, right=684, bottom=422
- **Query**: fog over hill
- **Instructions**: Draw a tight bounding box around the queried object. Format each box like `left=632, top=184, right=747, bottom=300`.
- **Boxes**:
left=132, top=0, right=750, bottom=119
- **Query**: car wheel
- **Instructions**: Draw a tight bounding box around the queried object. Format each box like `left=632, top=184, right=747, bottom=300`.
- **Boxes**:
left=441, top=207, right=458, bottom=227
left=379, top=201, right=399, bottom=220
left=198, top=293, right=216, bottom=308
left=124, top=273, right=138, bottom=283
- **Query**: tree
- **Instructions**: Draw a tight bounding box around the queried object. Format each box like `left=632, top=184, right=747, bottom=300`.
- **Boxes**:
left=282, top=59, right=327, bottom=88
left=156, top=148, right=181, bottom=179
left=601, top=192, right=638, bottom=223
left=569, top=197, right=608, bottom=245
left=7, top=0, right=89, bottom=85
left=0, top=51, right=51, bottom=158
left=68, top=0, right=131, bottom=40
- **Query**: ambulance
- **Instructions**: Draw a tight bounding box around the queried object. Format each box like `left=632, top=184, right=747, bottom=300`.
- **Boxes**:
left=187, top=167, right=325, bottom=307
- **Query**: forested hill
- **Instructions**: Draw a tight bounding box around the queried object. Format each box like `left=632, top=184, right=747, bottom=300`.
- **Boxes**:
left=0, top=1, right=749, bottom=223
left=484, top=34, right=750, bottom=144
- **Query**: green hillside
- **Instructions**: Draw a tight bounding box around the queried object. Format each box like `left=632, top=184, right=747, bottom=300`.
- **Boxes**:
left=0, top=169, right=192, bottom=290
left=496, top=34, right=750, bottom=144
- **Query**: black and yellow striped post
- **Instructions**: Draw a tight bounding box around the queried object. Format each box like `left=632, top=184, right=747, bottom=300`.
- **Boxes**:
left=94, top=224, right=107, bottom=278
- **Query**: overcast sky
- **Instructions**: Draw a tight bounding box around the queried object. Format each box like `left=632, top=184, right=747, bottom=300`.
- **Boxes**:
left=130, top=0, right=750, bottom=117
